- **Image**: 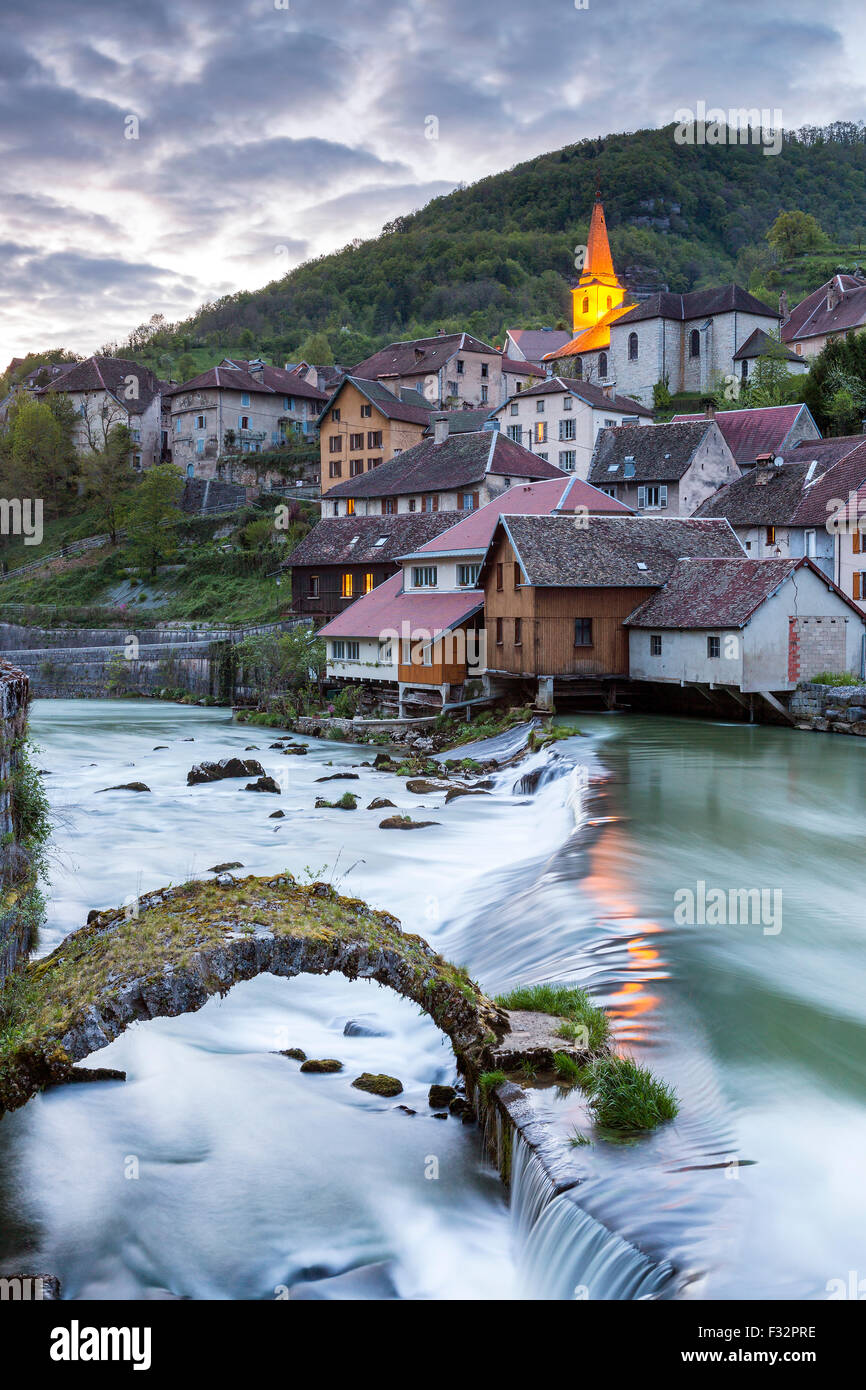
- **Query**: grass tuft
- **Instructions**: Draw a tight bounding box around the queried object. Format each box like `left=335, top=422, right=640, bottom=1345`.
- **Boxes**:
left=478, top=1069, right=507, bottom=1099
left=580, top=1055, right=678, bottom=1131
left=494, top=981, right=609, bottom=1052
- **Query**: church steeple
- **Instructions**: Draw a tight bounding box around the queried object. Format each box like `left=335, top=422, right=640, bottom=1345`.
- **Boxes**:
left=572, top=186, right=626, bottom=333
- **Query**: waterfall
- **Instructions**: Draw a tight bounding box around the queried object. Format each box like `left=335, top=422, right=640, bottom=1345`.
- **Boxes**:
left=510, top=1136, right=674, bottom=1300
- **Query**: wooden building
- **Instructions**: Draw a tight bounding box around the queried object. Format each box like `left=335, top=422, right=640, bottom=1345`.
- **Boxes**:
left=479, top=513, right=745, bottom=706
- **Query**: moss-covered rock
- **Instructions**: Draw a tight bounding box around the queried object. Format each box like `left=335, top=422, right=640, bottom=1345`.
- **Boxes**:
left=299, top=1058, right=343, bottom=1074
left=351, top=1072, right=403, bottom=1097
left=428, top=1083, right=456, bottom=1108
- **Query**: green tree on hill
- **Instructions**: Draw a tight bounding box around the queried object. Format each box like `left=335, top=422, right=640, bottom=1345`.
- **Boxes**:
left=0, top=395, right=78, bottom=518
left=802, top=331, right=866, bottom=434
left=84, top=423, right=135, bottom=544
left=766, top=210, right=829, bottom=261
left=123, top=463, right=184, bottom=578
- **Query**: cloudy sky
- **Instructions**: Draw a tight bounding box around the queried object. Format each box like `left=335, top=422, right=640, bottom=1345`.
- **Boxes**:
left=1, top=0, right=864, bottom=369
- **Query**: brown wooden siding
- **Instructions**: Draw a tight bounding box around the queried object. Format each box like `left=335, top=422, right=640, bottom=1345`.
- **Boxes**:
left=482, top=532, right=655, bottom=677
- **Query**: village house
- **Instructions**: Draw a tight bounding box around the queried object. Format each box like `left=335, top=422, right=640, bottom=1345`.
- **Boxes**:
left=588, top=419, right=740, bottom=516
left=695, top=436, right=866, bottom=608
left=318, top=474, right=629, bottom=714
left=351, top=332, right=504, bottom=410
left=40, top=355, right=166, bottom=469
left=504, top=328, right=573, bottom=362
left=501, top=356, right=545, bottom=397
left=163, top=358, right=326, bottom=487
left=624, top=557, right=866, bottom=707
left=284, top=511, right=460, bottom=623
left=479, top=513, right=744, bottom=708
left=671, top=402, right=821, bottom=467
left=781, top=274, right=866, bottom=361
left=317, top=376, right=433, bottom=497
left=733, top=328, right=807, bottom=384
left=322, top=417, right=565, bottom=517
left=489, top=375, right=652, bottom=479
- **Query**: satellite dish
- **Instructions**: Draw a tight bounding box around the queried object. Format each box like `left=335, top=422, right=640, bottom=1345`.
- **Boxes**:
left=774, top=455, right=784, bottom=467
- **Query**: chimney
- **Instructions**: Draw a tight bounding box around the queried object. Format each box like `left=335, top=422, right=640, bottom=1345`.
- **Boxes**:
left=248, top=358, right=265, bottom=381
left=827, top=278, right=842, bottom=313
left=702, top=397, right=716, bottom=419
left=602, top=382, right=614, bottom=399
left=778, top=289, right=788, bottom=320
left=755, top=451, right=773, bottom=484
left=433, top=412, right=449, bottom=445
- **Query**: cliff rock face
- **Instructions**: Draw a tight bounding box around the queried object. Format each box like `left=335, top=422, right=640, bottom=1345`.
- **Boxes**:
left=0, top=660, right=33, bottom=986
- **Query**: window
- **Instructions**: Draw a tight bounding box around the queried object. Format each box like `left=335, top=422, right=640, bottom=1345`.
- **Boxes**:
left=513, top=562, right=521, bottom=589
left=368, top=457, right=382, bottom=469
left=805, top=529, right=817, bottom=556
left=536, top=399, right=545, bottom=413
left=332, top=641, right=344, bottom=659
left=196, top=414, right=205, bottom=429
left=358, top=403, right=371, bottom=419
left=507, top=425, right=522, bottom=443
left=379, top=639, right=392, bottom=663
left=408, top=498, right=417, bottom=512
left=496, top=617, right=504, bottom=645
left=196, top=439, right=204, bottom=454
left=574, top=618, right=593, bottom=647
left=364, top=572, right=374, bottom=594
left=422, top=495, right=438, bottom=512
left=534, top=421, right=548, bottom=444
left=447, top=380, right=458, bottom=397
left=341, top=573, right=354, bottom=598
left=650, top=634, right=663, bottom=656
left=329, top=460, right=342, bottom=478
left=241, top=393, right=250, bottom=407
left=514, top=618, right=522, bottom=646
left=559, top=417, right=576, bottom=440
left=284, top=397, right=292, bottom=411
left=329, top=435, right=343, bottom=452
left=457, top=563, right=481, bottom=587
left=367, top=430, right=383, bottom=448
left=563, top=395, right=572, bottom=410
left=606, top=295, right=612, bottom=309
left=582, top=295, right=589, bottom=315
left=559, top=451, right=576, bottom=471
left=175, top=417, right=181, bottom=433
left=412, top=566, right=438, bottom=588
left=346, top=498, right=355, bottom=515
left=496, top=562, right=504, bottom=592
left=308, top=575, right=319, bottom=597
left=707, top=635, right=721, bottom=659
left=331, top=408, right=341, bottom=422
left=637, top=484, right=667, bottom=510
left=766, top=525, right=776, bottom=544
left=628, top=333, right=639, bottom=361
left=239, top=415, right=251, bottom=430
left=350, top=459, right=365, bottom=477
left=481, top=362, right=488, bottom=378
left=346, top=642, right=359, bottom=661
left=598, top=352, right=608, bottom=378
left=349, top=432, right=364, bottom=449
left=457, top=358, right=465, bottom=374
left=741, top=359, right=749, bottom=382
left=461, top=492, right=478, bottom=511
left=481, top=385, right=488, bottom=403
left=382, top=498, right=396, bottom=514
left=510, top=402, right=519, bottom=415
left=689, top=329, right=701, bottom=358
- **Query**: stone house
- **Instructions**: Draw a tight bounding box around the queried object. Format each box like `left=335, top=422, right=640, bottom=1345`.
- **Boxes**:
left=163, top=358, right=326, bottom=487
left=781, top=274, right=866, bottom=361
left=40, top=355, right=166, bottom=469
left=588, top=419, right=740, bottom=516
left=671, top=402, right=821, bottom=467
left=322, top=419, right=565, bottom=517
left=351, top=332, right=504, bottom=410
left=625, top=556, right=866, bottom=694
left=489, top=375, right=652, bottom=480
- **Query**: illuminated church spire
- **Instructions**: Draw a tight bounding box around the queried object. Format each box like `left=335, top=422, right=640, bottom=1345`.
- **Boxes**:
left=572, top=183, right=626, bottom=333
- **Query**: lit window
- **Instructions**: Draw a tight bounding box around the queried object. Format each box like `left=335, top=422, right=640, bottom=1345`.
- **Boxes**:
left=364, top=572, right=374, bottom=593
left=341, top=573, right=353, bottom=598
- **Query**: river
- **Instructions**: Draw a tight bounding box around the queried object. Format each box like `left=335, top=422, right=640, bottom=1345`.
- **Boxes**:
left=0, top=699, right=863, bottom=1301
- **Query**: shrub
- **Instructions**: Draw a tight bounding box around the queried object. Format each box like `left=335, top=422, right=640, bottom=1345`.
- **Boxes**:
left=581, top=1055, right=678, bottom=1131
left=809, top=671, right=862, bottom=687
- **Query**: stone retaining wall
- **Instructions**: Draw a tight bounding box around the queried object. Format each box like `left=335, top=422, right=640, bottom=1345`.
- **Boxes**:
left=0, top=660, right=33, bottom=985
left=790, top=681, right=866, bottom=734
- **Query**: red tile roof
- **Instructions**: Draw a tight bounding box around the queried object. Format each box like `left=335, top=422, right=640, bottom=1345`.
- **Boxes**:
left=351, top=333, right=497, bottom=380
left=318, top=572, right=482, bottom=639
left=671, top=404, right=818, bottom=465
left=625, top=556, right=865, bottom=628
left=782, top=275, right=866, bottom=343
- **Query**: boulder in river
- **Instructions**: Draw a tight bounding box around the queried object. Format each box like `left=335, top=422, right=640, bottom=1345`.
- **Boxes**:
left=281, top=746, right=308, bottom=756
left=315, top=772, right=359, bottom=782
left=274, top=1047, right=307, bottom=1062
left=428, top=1084, right=456, bottom=1108
left=343, top=1016, right=391, bottom=1037
left=208, top=862, right=244, bottom=872
left=444, top=786, right=491, bottom=803
left=153, top=746, right=169, bottom=751
left=405, top=778, right=449, bottom=794
left=245, top=775, right=281, bottom=794
left=351, top=1073, right=403, bottom=1097
left=316, top=793, right=358, bottom=810
left=97, top=782, right=151, bottom=793
left=269, top=809, right=286, bottom=819
left=379, top=815, right=439, bottom=830
left=187, top=757, right=264, bottom=785
left=367, top=798, right=396, bottom=810
left=299, top=1058, right=343, bottom=1074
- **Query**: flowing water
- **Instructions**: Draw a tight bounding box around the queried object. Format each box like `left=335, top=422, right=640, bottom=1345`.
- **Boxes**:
left=0, top=699, right=864, bottom=1300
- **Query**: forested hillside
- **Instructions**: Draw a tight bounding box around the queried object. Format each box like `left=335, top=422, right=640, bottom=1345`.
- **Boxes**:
left=108, top=123, right=866, bottom=373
